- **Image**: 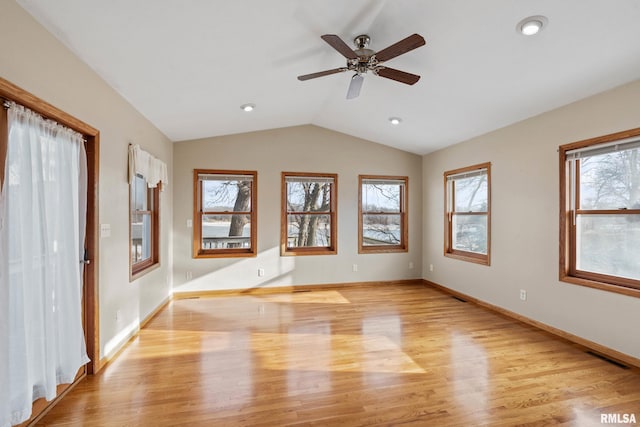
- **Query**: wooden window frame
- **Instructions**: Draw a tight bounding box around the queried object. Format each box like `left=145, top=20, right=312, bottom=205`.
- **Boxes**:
left=193, top=169, right=257, bottom=258
left=281, top=172, right=338, bottom=256
left=559, top=127, right=640, bottom=298
left=358, top=175, right=408, bottom=253
left=444, top=162, right=491, bottom=265
left=0, top=105, right=6, bottom=189
left=129, top=174, right=160, bottom=279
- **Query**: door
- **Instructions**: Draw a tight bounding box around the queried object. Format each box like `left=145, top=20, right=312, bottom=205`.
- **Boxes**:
left=1, top=79, right=100, bottom=427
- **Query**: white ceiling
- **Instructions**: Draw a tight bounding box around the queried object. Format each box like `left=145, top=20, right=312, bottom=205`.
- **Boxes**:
left=16, top=0, right=640, bottom=154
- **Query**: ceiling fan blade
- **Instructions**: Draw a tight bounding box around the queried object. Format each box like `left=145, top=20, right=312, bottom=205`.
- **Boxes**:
left=376, top=67, right=421, bottom=85
left=374, top=33, right=426, bottom=62
left=298, top=67, right=347, bottom=81
left=346, top=74, right=364, bottom=99
left=321, top=34, right=359, bottom=60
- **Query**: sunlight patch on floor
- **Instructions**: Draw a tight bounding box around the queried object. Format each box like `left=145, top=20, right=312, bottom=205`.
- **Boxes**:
left=259, top=290, right=351, bottom=304
left=253, top=332, right=426, bottom=374
left=126, top=330, right=236, bottom=359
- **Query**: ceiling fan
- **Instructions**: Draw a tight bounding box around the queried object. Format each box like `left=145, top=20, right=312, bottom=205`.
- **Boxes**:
left=298, top=33, right=426, bottom=99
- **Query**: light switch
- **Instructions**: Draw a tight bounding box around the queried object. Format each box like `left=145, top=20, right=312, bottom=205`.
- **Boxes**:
left=100, top=223, right=111, bottom=238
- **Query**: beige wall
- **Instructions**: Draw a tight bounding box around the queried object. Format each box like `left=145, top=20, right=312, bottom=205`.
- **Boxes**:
left=422, top=79, right=640, bottom=359
left=173, top=125, right=422, bottom=291
left=0, top=0, right=174, bottom=359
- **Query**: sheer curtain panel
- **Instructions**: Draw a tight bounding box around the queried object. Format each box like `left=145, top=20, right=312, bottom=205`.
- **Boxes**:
left=0, top=102, right=89, bottom=427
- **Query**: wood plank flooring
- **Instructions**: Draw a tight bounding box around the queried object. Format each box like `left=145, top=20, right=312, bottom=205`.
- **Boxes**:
left=37, top=284, right=640, bottom=426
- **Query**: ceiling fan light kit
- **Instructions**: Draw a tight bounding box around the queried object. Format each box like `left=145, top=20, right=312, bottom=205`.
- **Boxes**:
left=298, top=33, right=426, bottom=99
left=347, top=73, right=365, bottom=99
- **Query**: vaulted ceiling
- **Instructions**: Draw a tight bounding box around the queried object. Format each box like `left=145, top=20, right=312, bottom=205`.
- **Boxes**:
left=16, top=0, right=640, bottom=154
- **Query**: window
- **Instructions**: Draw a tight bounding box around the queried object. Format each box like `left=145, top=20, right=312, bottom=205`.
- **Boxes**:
left=560, top=128, right=640, bottom=296
left=130, top=174, right=159, bottom=276
left=282, top=172, right=337, bottom=255
left=194, top=169, right=257, bottom=258
left=444, top=163, right=491, bottom=265
left=129, top=143, right=165, bottom=278
left=359, top=175, right=408, bottom=253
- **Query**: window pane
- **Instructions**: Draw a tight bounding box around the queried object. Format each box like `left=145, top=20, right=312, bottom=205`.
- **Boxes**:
left=452, top=214, right=488, bottom=254
left=576, top=214, right=640, bottom=280
left=201, top=214, right=251, bottom=249
left=454, top=175, right=488, bottom=212
left=131, top=212, right=151, bottom=263
left=287, top=214, right=331, bottom=247
left=363, top=214, right=401, bottom=246
left=287, top=181, right=331, bottom=212
left=362, top=183, right=400, bottom=213
left=133, top=175, right=147, bottom=211
left=579, top=148, right=640, bottom=210
left=202, top=179, right=252, bottom=212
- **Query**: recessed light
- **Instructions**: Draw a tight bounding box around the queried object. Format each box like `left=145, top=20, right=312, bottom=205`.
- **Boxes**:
left=389, top=117, right=402, bottom=125
left=517, top=15, right=547, bottom=36
left=240, top=103, right=255, bottom=112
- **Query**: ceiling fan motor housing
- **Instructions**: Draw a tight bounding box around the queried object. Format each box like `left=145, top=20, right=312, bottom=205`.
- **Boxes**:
left=354, top=34, right=370, bottom=48
left=351, top=35, right=377, bottom=74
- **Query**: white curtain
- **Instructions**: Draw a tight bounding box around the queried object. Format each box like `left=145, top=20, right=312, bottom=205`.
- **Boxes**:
left=0, top=103, right=89, bottom=427
left=128, top=143, right=167, bottom=189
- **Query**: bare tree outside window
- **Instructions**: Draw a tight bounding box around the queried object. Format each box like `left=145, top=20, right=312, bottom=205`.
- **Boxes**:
left=444, top=163, right=491, bottom=265
left=451, top=174, right=488, bottom=254
left=202, top=179, right=251, bottom=247
left=359, top=176, right=408, bottom=253
left=573, top=147, right=640, bottom=281
left=194, top=170, right=256, bottom=258
left=579, top=149, right=640, bottom=210
left=282, top=173, right=337, bottom=255
left=560, top=129, right=640, bottom=296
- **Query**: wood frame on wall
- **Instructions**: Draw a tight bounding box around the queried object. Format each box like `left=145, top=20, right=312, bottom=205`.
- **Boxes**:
left=192, top=169, right=258, bottom=258
left=559, top=127, right=640, bottom=298
left=0, top=77, right=101, bottom=424
left=443, top=162, right=491, bottom=266
left=281, top=172, right=338, bottom=256
left=358, top=175, right=408, bottom=254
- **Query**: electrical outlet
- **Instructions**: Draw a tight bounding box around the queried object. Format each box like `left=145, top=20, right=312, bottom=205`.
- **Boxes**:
left=409, top=261, right=414, bottom=269
left=520, top=289, right=527, bottom=301
left=258, top=268, right=265, bottom=277
left=352, top=264, right=358, bottom=272
left=429, top=264, right=434, bottom=272
left=186, top=271, right=193, bottom=280
left=186, top=219, right=192, bottom=228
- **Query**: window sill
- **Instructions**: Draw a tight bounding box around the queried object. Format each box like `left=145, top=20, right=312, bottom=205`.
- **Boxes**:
left=194, top=250, right=256, bottom=259
left=559, top=273, right=640, bottom=299
left=130, top=261, right=160, bottom=282
left=281, top=247, right=337, bottom=256
left=359, top=246, right=408, bottom=254
left=444, top=251, right=490, bottom=266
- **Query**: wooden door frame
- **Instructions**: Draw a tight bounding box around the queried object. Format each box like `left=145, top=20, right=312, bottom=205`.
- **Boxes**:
left=0, top=77, right=101, bottom=374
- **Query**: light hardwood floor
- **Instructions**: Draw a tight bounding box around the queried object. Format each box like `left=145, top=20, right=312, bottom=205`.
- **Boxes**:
left=37, top=284, right=640, bottom=426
